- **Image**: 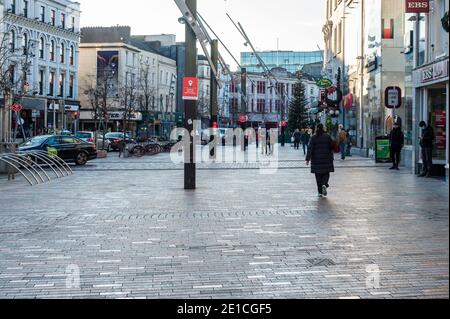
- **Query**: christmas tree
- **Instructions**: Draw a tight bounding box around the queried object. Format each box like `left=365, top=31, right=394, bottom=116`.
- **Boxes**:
left=288, top=74, right=309, bottom=133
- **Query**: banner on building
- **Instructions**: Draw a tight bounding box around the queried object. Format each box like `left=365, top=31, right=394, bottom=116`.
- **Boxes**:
left=97, top=51, right=119, bottom=97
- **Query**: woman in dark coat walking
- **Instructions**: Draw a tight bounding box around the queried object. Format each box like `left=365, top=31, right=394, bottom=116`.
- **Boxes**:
left=306, top=124, right=335, bottom=197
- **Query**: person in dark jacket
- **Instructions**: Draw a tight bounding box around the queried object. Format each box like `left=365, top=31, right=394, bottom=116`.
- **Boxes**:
left=389, top=123, right=404, bottom=170
left=306, top=124, right=335, bottom=198
left=418, top=121, right=435, bottom=177
left=293, top=129, right=301, bottom=150
left=300, top=129, right=311, bottom=156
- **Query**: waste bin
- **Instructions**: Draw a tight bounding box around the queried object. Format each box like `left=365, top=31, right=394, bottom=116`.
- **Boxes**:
left=375, top=136, right=392, bottom=164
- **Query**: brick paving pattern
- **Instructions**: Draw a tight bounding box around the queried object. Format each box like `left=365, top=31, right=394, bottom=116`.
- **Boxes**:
left=0, top=147, right=448, bottom=299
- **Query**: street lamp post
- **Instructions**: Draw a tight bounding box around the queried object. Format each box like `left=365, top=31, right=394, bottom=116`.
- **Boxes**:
left=184, top=0, right=197, bottom=190
left=210, top=39, right=219, bottom=159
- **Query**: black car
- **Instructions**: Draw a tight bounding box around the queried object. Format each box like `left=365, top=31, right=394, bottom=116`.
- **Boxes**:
left=105, top=132, right=134, bottom=151
left=19, top=135, right=97, bottom=166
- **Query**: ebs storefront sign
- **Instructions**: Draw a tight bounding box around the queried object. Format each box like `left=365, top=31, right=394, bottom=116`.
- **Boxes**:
left=405, top=0, right=430, bottom=13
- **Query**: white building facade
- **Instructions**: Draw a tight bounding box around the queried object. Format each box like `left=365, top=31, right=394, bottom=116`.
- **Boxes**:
left=78, top=27, right=177, bottom=137
left=1, top=0, right=80, bottom=139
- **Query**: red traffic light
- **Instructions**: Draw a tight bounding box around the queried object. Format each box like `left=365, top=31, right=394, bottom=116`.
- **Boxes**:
left=212, top=122, right=218, bottom=128
left=281, top=120, right=287, bottom=127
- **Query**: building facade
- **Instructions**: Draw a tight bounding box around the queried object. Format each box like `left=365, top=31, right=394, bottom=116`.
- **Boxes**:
left=411, top=0, right=449, bottom=178
left=78, top=27, right=177, bottom=137
left=228, top=67, right=300, bottom=129
left=323, top=0, right=411, bottom=158
left=241, top=50, right=323, bottom=74
left=1, top=0, right=80, bottom=140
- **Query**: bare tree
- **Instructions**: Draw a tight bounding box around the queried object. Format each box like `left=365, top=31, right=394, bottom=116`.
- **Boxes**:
left=119, top=72, right=138, bottom=136
left=83, top=64, right=117, bottom=149
left=1, top=15, right=37, bottom=142
left=138, top=59, right=155, bottom=139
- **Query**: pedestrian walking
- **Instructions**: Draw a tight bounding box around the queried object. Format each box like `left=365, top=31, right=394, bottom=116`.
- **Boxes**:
left=293, top=129, right=301, bottom=150
left=265, top=129, right=272, bottom=155
left=337, top=125, right=348, bottom=160
left=118, top=139, right=126, bottom=158
left=389, top=122, right=404, bottom=170
left=418, top=121, right=435, bottom=177
left=306, top=124, right=335, bottom=198
left=301, top=129, right=311, bottom=156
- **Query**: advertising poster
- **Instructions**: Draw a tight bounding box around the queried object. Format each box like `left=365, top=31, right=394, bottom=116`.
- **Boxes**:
left=97, top=51, right=119, bottom=97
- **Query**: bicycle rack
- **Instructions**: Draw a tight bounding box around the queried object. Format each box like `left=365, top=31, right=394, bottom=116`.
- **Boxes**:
left=0, top=151, right=74, bottom=186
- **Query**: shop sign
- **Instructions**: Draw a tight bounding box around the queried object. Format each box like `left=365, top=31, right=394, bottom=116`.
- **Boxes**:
left=108, top=112, right=143, bottom=121
left=405, top=0, right=430, bottom=13
left=414, top=59, right=449, bottom=86
left=316, top=78, right=333, bottom=89
left=366, top=55, right=378, bottom=72
left=64, top=105, right=80, bottom=112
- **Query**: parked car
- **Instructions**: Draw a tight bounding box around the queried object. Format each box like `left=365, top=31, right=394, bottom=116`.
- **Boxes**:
left=75, top=131, right=111, bottom=151
left=19, top=135, right=97, bottom=166
left=105, top=132, right=134, bottom=151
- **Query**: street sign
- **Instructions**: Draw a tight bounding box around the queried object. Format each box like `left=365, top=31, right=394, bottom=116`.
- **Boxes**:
left=11, top=103, right=23, bottom=113
left=405, top=0, right=429, bottom=13
left=182, top=77, right=199, bottom=101
left=385, top=86, right=402, bottom=109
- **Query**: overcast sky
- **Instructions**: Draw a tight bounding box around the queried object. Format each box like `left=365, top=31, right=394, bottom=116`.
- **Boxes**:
left=78, top=0, right=325, bottom=70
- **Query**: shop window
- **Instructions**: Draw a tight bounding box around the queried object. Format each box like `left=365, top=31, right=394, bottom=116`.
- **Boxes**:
left=428, top=88, right=447, bottom=161
left=382, top=19, right=394, bottom=39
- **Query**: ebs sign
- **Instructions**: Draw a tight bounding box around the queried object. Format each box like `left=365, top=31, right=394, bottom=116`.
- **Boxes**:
left=405, top=0, right=430, bottom=13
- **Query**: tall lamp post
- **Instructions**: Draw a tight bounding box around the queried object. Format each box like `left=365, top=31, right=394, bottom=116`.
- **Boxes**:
left=184, top=0, right=197, bottom=190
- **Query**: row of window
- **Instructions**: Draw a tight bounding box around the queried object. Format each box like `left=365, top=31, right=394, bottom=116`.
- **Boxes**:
left=38, top=70, right=75, bottom=97
left=229, top=81, right=296, bottom=95
left=7, top=63, right=75, bottom=98
left=9, top=30, right=76, bottom=65
left=229, top=98, right=288, bottom=114
left=9, top=0, right=77, bottom=32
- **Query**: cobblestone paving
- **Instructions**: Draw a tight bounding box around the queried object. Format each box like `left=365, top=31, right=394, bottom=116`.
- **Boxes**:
left=0, top=147, right=448, bottom=299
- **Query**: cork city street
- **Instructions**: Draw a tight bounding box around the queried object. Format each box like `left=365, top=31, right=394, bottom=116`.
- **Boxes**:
left=0, top=0, right=449, bottom=305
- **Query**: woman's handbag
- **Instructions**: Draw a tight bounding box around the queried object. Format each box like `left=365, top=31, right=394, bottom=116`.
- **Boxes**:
left=331, top=139, right=340, bottom=153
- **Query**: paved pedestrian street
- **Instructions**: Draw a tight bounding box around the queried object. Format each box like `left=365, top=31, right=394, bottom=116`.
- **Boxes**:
left=0, top=147, right=448, bottom=299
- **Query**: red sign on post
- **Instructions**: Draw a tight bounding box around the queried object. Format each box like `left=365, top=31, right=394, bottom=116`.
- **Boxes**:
left=182, top=77, right=199, bottom=101
left=11, top=103, right=23, bottom=113
left=405, top=0, right=429, bottom=13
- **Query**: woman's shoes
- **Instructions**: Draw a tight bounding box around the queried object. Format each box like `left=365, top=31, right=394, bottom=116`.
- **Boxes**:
left=322, top=185, right=328, bottom=197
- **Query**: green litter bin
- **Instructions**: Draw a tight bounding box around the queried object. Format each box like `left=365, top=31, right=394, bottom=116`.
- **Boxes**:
left=375, top=136, right=392, bottom=164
